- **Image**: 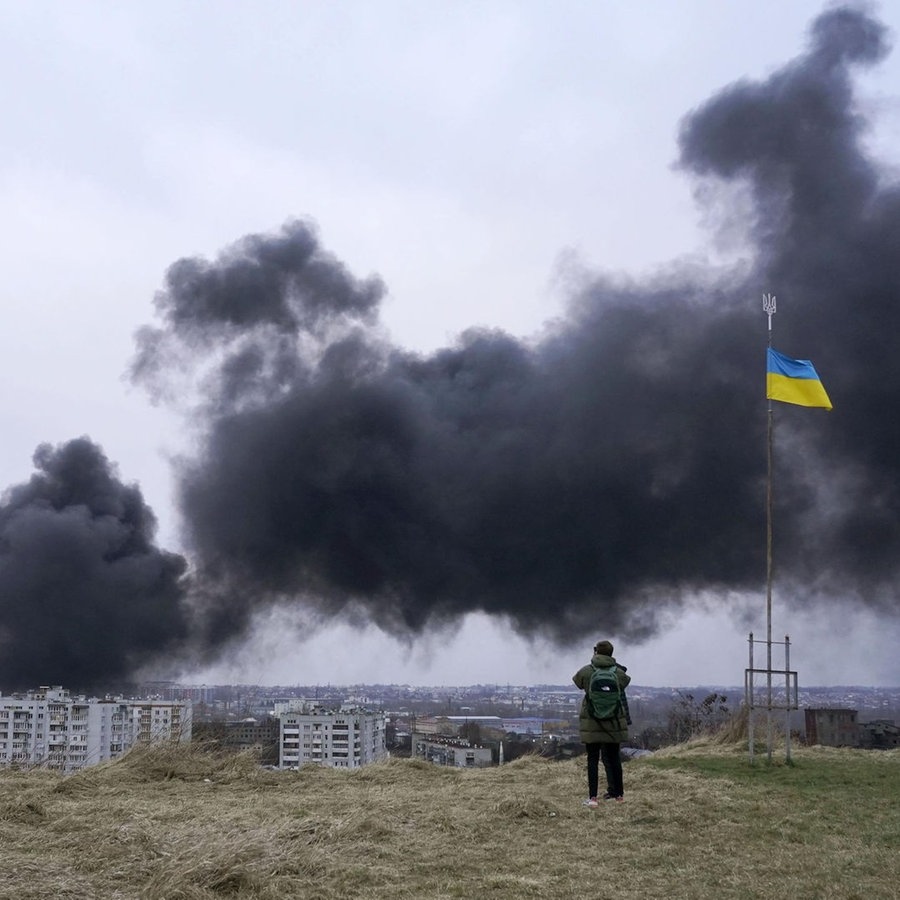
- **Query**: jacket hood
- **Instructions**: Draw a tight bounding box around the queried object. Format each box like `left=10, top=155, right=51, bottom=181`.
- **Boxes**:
left=591, top=653, right=616, bottom=667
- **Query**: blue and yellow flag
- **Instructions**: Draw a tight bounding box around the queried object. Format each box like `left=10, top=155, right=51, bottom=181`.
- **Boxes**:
left=766, top=348, right=832, bottom=410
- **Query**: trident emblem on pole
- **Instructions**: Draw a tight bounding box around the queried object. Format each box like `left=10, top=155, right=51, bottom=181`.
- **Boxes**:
left=763, top=293, right=776, bottom=331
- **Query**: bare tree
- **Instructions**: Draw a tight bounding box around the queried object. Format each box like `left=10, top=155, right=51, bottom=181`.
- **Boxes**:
left=667, top=691, right=730, bottom=743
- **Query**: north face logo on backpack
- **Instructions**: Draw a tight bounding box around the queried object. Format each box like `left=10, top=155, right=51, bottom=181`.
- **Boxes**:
left=587, top=665, right=622, bottom=721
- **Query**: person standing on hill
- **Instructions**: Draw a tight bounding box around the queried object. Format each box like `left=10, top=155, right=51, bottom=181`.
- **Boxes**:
left=573, top=640, right=631, bottom=807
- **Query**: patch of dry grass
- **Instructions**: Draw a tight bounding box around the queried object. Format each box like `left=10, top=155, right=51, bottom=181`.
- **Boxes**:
left=0, top=742, right=898, bottom=899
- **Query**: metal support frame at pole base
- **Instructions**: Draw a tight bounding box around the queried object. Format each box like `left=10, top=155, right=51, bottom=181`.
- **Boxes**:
left=745, top=632, right=799, bottom=763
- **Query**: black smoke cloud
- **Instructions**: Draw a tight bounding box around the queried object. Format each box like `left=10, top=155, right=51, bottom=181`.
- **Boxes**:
left=129, top=6, right=900, bottom=655
left=0, top=438, right=189, bottom=689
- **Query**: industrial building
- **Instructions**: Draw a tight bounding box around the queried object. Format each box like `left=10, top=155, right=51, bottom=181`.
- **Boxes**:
left=858, top=719, right=900, bottom=749
left=413, top=734, right=493, bottom=767
left=0, top=686, right=192, bottom=773
left=804, top=707, right=899, bottom=749
left=804, top=708, right=859, bottom=747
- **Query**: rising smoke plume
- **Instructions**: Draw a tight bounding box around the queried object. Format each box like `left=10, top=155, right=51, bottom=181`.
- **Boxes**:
left=3, top=7, right=893, bottom=690
left=128, top=6, right=900, bottom=660
left=0, top=438, right=189, bottom=689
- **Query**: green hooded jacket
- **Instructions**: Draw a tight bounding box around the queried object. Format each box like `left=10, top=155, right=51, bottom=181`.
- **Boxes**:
left=572, top=653, right=631, bottom=744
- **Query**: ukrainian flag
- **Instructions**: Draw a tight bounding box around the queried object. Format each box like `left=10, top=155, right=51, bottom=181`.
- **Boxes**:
left=766, top=348, right=833, bottom=410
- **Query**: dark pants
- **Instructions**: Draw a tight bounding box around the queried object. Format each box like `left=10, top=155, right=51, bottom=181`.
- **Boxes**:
left=585, top=742, right=623, bottom=798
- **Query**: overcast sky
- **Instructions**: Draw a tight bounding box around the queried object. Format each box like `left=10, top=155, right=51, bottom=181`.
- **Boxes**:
left=2, top=1, right=899, bottom=688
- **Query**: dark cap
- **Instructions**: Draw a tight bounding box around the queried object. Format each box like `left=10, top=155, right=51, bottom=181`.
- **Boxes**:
left=594, top=640, right=614, bottom=656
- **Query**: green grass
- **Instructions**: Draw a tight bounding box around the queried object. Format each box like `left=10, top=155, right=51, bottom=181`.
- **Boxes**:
left=0, top=741, right=897, bottom=899
left=640, top=740, right=900, bottom=898
left=651, top=740, right=900, bottom=789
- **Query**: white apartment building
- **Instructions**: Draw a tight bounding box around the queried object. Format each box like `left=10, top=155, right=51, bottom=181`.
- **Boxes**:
left=129, top=699, right=191, bottom=746
left=0, top=686, right=192, bottom=774
left=275, top=703, right=387, bottom=770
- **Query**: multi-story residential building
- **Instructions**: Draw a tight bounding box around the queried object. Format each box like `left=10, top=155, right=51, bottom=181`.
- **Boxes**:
left=85, top=698, right=133, bottom=765
left=129, top=699, right=191, bottom=746
left=225, top=717, right=279, bottom=762
left=193, top=716, right=279, bottom=764
left=274, top=703, right=386, bottom=770
left=0, top=686, right=192, bottom=773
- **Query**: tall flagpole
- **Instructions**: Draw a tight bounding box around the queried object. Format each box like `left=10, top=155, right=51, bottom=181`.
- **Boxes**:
left=763, top=293, right=776, bottom=761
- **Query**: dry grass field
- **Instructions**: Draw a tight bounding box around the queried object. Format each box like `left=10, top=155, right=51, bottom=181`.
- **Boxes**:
left=1, top=738, right=898, bottom=900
